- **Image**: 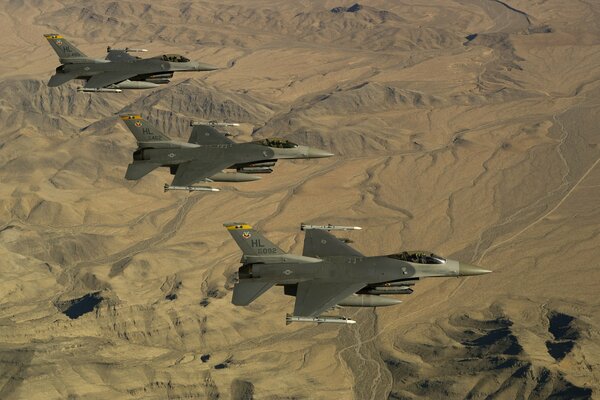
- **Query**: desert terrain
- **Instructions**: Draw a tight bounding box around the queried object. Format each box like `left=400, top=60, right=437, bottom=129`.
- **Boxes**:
left=0, top=0, right=599, bottom=399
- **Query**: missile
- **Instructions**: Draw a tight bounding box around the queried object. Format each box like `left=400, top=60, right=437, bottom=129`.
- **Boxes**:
left=77, top=87, right=122, bottom=93
left=107, top=46, right=148, bottom=53
left=190, top=121, right=240, bottom=127
left=286, top=314, right=356, bottom=325
left=164, top=184, right=220, bottom=193
left=300, top=223, right=362, bottom=231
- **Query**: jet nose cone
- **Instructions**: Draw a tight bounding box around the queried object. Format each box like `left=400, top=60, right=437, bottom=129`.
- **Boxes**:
left=195, top=62, right=219, bottom=71
left=306, top=148, right=335, bottom=158
left=459, top=263, right=491, bottom=276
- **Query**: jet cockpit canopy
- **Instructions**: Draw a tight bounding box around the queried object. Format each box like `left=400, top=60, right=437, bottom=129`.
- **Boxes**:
left=255, top=138, right=299, bottom=148
left=389, top=251, right=446, bottom=264
left=160, top=54, right=191, bottom=63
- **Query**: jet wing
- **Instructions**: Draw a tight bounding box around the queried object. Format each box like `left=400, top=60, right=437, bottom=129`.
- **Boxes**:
left=188, top=125, right=234, bottom=145
left=302, top=229, right=364, bottom=258
left=293, top=280, right=366, bottom=317
left=171, top=159, right=232, bottom=186
left=105, top=50, right=137, bottom=62
left=84, top=71, right=138, bottom=88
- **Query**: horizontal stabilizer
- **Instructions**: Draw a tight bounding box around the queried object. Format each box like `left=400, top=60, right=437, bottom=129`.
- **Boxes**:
left=125, top=163, right=160, bottom=180
left=48, top=73, right=77, bottom=87
left=232, top=281, right=275, bottom=305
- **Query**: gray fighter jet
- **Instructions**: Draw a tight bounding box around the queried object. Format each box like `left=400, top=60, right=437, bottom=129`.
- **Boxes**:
left=224, top=223, right=491, bottom=324
left=120, top=115, right=334, bottom=191
left=44, top=34, right=218, bottom=93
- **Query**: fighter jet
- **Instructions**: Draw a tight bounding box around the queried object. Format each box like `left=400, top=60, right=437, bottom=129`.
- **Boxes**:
left=120, top=115, right=334, bottom=191
left=224, top=223, right=491, bottom=325
left=44, top=34, right=218, bottom=93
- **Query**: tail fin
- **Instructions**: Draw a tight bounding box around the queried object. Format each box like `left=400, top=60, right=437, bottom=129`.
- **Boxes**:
left=120, top=115, right=171, bottom=144
left=224, top=223, right=284, bottom=256
left=44, top=34, right=87, bottom=62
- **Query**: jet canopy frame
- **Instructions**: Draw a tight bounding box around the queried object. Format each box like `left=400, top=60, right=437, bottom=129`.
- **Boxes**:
left=388, top=251, right=446, bottom=264
left=255, top=138, right=299, bottom=148
left=159, top=54, right=191, bottom=62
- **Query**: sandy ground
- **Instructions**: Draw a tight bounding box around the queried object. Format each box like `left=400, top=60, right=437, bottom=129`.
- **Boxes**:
left=0, top=0, right=599, bottom=399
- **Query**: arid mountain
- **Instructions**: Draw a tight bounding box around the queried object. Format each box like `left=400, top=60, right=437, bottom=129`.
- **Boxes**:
left=0, top=1, right=598, bottom=399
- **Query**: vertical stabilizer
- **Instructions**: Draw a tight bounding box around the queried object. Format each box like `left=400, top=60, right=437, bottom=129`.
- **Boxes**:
left=44, top=34, right=87, bottom=62
left=223, top=223, right=285, bottom=256
left=120, top=115, right=171, bottom=144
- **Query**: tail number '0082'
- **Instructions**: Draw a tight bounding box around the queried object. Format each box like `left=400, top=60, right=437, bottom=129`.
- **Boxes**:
left=258, top=248, right=278, bottom=254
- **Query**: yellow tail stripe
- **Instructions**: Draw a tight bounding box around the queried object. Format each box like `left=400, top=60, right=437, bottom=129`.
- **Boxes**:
left=225, top=224, right=253, bottom=230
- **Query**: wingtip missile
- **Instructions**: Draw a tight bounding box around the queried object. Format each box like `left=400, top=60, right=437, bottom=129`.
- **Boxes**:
left=164, top=184, right=220, bottom=193
left=77, top=87, right=122, bottom=93
left=285, top=313, right=356, bottom=325
left=107, top=46, right=148, bottom=53
left=300, top=223, right=362, bottom=231
left=190, top=120, right=240, bottom=127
